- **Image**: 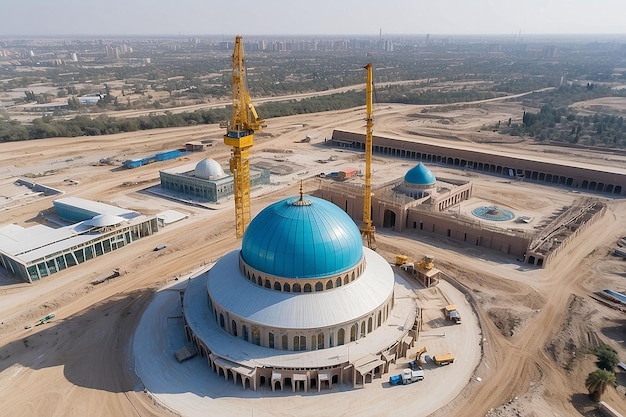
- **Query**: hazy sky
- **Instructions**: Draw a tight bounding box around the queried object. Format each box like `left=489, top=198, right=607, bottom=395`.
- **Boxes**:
left=3, top=0, right=626, bottom=37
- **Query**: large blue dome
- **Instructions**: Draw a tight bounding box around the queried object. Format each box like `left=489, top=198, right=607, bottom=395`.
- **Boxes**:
left=404, top=162, right=436, bottom=185
left=241, top=195, right=363, bottom=279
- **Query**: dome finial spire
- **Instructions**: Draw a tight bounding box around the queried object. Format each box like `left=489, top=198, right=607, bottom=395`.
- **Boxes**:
left=291, top=181, right=312, bottom=206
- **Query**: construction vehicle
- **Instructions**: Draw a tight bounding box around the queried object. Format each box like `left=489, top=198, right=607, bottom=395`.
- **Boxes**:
left=444, top=304, right=462, bottom=324
left=433, top=352, right=455, bottom=366
left=409, top=346, right=427, bottom=370
left=389, top=373, right=403, bottom=386
left=223, top=35, right=265, bottom=238
left=416, top=255, right=434, bottom=270
left=360, top=63, right=376, bottom=250
left=402, top=368, right=425, bottom=384
left=395, top=254, right=409, bottom=266
left=38, top=313, right=56, bottom=325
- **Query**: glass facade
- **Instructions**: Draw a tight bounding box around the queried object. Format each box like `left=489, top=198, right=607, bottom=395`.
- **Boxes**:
left=0, top=218, right=158, bottom=283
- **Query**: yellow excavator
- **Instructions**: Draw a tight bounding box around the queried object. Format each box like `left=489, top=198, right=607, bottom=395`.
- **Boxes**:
left=409, top=346, right=427, bottom=370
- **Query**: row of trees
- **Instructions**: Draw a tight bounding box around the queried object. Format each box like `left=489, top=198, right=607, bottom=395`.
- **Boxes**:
left=3, top=83, right=517, bottom=142
left=2, top=90, right=361, bottom=141
left=585, top=344, right=619, bottom=402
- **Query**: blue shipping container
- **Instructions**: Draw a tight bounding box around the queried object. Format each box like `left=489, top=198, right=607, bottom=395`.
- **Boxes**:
left=156, top=150, right=181, bottom=161
left=123, top=159, right=143, bottom=169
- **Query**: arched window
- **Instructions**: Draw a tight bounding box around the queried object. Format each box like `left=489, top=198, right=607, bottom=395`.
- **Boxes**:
left=232, top=320, right=237, bottom=337
left=315, top=282, right=323, bottom=292
left=269, top=333, right=275, bottom=348
left=283, top=283, right=291, bottom=292
left=251, top=274, right=256, bottom=283
left=304, top=283, right=312, bottom=292
left=299, top=336, right=306, bottom=351
left=351, top=271, right=355, bottom=281
left=326, top=280, right=333, bottom=290
left=264, top=279, right=271, bottom=288
left=336, top=277, right=342, bottom=287
left=360, top=322, right=366, bottom=338
left=368, top=317, right=373, bottom=333
left=252, top=327, right=260, bottom=345
left=293, top=283, right=301, bottom=292
left=282, top=335, right=288, bottom=350
left=378, top=311, right=382, bottom=326
left=350, top=324, right=357, bottom=342
left=219, top=313, right=225, bottom=328
left=293, top=336, right=300, bottom=351
left=338, top=328, right=345, bottom=346
left=242, top=325, right=248, bottom=342
left=311, top=334, right=317, bottom=350
left=274, top=281, right=281, bottom=291
left=257, top=277, right=263, bottom=286
left=317, top=333, right=324, bottom=349
left=344, top=275, right=349, bottom=285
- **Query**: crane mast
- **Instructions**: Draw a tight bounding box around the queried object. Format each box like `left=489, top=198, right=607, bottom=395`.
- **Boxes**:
left=223, top=35, right=265, bottom=238
left=360, top=63, right=376, bottom=249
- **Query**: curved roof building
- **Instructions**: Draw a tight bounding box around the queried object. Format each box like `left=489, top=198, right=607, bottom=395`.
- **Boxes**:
left=182, top=192, right=418, bottom=391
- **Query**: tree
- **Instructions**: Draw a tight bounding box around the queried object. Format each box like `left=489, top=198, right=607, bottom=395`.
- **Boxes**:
left=585, top=369, right=616, bottom=402
left=67, top=97, right=81, bottom=110
left=594, top=345, right=620, bottom=371
left=24, top=91, right=36, bottom=102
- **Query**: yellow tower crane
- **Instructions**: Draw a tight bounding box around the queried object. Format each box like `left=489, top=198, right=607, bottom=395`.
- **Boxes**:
left=360, top=63, right=376, bottom=249
left=223, top=35, right=265, bottom=238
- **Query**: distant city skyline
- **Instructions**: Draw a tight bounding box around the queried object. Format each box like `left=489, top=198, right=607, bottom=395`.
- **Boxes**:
left=3, top=0, right=626, bottom=37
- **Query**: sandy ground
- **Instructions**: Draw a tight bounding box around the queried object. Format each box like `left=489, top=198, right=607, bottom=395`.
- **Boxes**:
left=132, top=275, right=480, bottom=417
left=0, top=101, right=625, bottom=417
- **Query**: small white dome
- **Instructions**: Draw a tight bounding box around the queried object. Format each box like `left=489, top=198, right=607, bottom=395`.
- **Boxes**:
left=87, top=214, right=124, bottom=227
left=195, top=158, right=225, bottom=179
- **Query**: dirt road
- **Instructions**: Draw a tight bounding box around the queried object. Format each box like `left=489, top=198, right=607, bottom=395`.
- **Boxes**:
left=1, top=102, right=624, bottom=416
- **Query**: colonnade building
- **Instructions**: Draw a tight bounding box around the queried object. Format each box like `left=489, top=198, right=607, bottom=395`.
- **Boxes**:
left=319, top=130, right=610, bottom=267
left=329, top=130, right=625, bottom=195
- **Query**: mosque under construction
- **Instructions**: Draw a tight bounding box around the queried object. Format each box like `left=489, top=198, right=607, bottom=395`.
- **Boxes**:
left=181, top=191, right=419, bottom=391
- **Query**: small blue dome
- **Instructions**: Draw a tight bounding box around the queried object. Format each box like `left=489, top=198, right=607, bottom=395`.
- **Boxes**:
left=404, top=163, right=436, bottom=185
left=241, top=195, right=363, bottom=279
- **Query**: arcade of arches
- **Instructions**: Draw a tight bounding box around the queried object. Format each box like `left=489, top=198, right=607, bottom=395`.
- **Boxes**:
left=330, top=130, right=625, bottom=195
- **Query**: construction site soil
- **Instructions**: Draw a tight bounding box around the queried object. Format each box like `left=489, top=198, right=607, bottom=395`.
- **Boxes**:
left=0, top=99, right=625, bottom=417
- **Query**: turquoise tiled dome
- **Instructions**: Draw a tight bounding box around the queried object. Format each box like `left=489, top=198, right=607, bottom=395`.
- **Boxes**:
left=404, top=162, right=436, bottom=185
left=241, top=195, right=363, bottom=279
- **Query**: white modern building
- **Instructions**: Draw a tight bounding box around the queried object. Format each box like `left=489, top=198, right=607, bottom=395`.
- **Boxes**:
left=0, top=197, right=158, bottom=282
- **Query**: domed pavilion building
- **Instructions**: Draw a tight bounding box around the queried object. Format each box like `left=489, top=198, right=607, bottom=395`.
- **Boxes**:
left=159, top=158, right=270, bottom=203
left=397, top=162, right=438, bottom=199
left=182, top=192, right=419, bottom=392
left=315, top=161, right=473, bottom=234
